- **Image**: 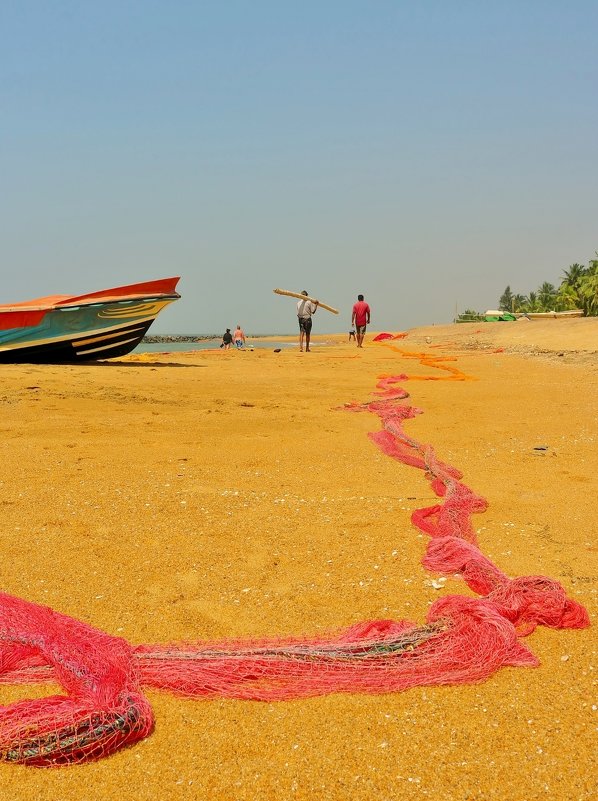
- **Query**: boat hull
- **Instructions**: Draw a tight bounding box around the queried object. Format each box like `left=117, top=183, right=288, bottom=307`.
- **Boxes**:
left=523, top=310, right=584, bottom=319
left=0, top=279, right=180, bottom=363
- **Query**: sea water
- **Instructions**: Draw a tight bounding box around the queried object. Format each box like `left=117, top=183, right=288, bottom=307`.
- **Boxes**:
left=134, top=338, right=304, bottom=354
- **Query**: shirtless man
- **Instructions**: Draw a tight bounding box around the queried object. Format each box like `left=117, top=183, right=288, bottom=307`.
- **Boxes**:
left=233, top=325, right=246, bottom=348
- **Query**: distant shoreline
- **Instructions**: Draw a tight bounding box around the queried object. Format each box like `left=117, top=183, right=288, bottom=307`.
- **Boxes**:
left=144, top=318, right=597, bottom=361
left=143, top=333, right=295, bottom=343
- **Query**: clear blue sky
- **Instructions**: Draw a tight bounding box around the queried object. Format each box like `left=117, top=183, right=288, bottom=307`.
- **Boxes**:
left=1, top=1, right=597, bottom=333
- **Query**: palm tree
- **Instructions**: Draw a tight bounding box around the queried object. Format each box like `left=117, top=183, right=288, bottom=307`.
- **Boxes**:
left=537, top=282, right=557, bottom=311
left=578, top=261, right=598, bottom=315
left=512, top=294, right=527, bottom=313
left=561, top=263, right=586, bottom=290
left=499, top=286, right=514, bottom=312
left=526, top=291, right=539, bottom=312
left=558, top=263, right=585, bottom=310
left=493, top=256, right=597, bottom=316
left=555, top=284, right=581, bottom=311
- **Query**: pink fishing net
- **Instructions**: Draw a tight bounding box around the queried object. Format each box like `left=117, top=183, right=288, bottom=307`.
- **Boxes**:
left=0, top=364, right=589, bottom=766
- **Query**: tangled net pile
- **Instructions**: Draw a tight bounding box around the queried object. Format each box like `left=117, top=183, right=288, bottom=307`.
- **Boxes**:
left=0, top=358, right=589, bottom=766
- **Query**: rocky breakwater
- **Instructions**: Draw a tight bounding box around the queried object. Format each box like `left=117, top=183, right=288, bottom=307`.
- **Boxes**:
left=142, top=334, right=217, bottom=343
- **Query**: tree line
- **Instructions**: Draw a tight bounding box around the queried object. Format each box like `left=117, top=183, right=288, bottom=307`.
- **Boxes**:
left=458, top=255, right=598, bottom=320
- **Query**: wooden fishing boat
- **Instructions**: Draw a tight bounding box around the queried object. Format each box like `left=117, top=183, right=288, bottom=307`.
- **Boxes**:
left=0, top=277, right=181, bottom=363
left=522, top=310, right=584, bottom=319
left=481, top=309, right=585, bottom=322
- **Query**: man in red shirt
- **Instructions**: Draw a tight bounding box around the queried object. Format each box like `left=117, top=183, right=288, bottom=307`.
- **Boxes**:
left=351, top=294, right=371, bottom=348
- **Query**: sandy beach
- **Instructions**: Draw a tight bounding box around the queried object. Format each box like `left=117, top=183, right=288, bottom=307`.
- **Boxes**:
left=0, top=319, right=596, bottom=800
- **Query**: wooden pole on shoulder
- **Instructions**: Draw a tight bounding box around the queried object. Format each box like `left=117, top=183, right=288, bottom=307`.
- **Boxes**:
left=273, top=288, right=339, bottom=314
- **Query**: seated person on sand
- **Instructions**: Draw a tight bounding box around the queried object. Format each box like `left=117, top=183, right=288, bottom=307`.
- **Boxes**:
left=233, top=325, right=246, bottom=349
left=221, top=328, right=233, bottom=349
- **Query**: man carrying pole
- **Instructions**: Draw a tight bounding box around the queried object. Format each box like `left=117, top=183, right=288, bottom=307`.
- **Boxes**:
left=296, top=290, right=319, bottom=352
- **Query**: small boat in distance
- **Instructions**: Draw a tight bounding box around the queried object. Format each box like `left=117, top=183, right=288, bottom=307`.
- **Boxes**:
left=481, top=309, right=584, bottom=322
left=0, top=277, right=181, bottom=363
left=522, top=309, right=584, bottom=319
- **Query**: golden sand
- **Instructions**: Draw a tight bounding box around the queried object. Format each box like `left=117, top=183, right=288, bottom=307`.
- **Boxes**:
left=0, top=320, right=596, bottom=800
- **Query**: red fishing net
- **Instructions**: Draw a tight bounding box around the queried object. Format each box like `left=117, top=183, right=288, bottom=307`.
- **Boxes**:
left=372, top=332, right=408, bottom=341
left=0, top=360, right=589, bottom=766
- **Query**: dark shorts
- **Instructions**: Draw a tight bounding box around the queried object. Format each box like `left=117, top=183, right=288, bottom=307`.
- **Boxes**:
left=298, top=317, right=312, bottom=333
left=356, top=324, right=367, bottom=335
